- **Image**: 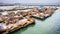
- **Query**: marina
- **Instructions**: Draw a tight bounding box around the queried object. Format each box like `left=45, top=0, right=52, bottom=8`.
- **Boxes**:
left=0, top=5, right=60, bottom=34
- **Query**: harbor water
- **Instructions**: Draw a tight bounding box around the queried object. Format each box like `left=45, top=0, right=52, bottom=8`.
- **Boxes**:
left=0, top=6, right=60, bottom=34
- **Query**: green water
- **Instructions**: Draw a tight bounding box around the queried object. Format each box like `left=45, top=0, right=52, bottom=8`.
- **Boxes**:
left=9, top=8, right=60, bottom=34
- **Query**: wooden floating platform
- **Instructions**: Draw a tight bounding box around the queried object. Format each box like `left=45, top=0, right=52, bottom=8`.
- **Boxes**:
left=0, top=7, right=58, bottom=34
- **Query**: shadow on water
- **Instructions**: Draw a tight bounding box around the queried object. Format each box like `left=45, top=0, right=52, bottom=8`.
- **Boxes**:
left=32, top=15, right=52, bottom=21
left=54, top=27, right=60, bottom=34
left=8, top=24, right=35, bottom=34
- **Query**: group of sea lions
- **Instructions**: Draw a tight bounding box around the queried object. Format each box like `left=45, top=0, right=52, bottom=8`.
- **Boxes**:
left=0, top=7, right=57, bottom=34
